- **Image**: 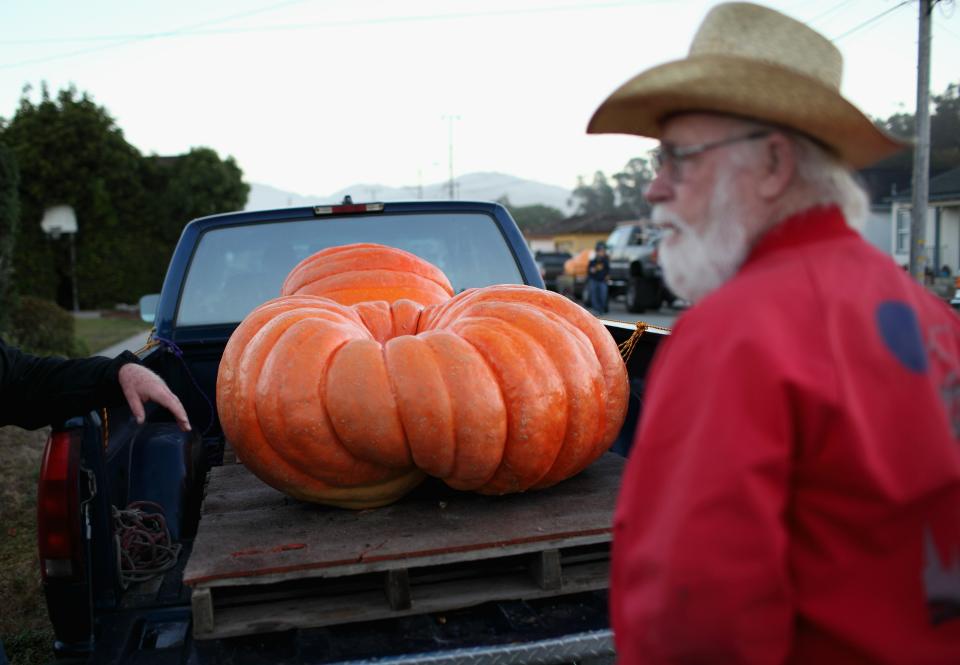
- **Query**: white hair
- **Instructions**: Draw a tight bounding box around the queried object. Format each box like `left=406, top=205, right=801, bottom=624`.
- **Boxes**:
left=653, top=115, right=871, bottom=304
left=780, top=133, right=869, bottom=230
left=715, top=116, right=870, bottom=230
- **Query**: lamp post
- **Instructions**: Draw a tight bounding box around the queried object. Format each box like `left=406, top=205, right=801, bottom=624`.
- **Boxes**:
left=40, top=205, right=79, bottom=312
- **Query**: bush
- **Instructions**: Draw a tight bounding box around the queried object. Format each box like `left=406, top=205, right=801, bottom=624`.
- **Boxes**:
left=0, top=142, right=19, bottom=336
left=9, top=296, right=88, bottom=357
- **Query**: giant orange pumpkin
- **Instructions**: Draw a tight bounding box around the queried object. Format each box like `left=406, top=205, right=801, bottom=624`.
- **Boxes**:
left=217, top=243, right=628, bottom=508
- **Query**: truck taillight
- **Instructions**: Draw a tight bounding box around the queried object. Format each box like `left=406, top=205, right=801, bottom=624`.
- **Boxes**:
left=314, top=202, right=384, bottom=215
left=37, top=430, right=83, bottom=580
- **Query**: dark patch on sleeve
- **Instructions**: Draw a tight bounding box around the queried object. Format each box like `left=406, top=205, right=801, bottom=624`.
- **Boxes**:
left=875, top=301, right=927, bottom=373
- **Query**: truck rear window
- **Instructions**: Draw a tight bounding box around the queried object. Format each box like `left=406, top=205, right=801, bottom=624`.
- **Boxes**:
left=176, top=212, right=524, bottom=326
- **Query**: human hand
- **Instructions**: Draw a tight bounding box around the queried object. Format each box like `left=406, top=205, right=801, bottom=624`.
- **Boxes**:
left=118, top=363, right=192, bottom=432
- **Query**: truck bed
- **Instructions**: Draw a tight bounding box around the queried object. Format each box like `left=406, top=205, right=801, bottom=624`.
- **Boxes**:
left=183, top=454, right=624, bottom=642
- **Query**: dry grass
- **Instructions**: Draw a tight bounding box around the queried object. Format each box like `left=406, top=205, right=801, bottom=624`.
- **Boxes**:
left=0, top=426, right=55, bottom=664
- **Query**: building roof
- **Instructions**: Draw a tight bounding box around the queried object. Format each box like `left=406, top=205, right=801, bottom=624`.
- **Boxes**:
left=858, top=165, right=912, bottom=202
left=892, top=165, right=960, bottom=202
left=524, top=213, right=636, bottom=238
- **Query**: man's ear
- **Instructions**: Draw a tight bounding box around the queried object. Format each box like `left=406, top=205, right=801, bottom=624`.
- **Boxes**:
left=756, top=132, right=795, bottom=200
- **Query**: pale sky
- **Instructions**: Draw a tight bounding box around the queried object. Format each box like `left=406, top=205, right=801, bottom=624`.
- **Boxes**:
left=1, top=0, right=958, bottom=197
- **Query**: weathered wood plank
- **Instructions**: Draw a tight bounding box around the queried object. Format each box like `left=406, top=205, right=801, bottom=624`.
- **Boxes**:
left=221, top=442, right=239, bottom=465
left=530, top=549, right=562, bottom=590
left=184, top=454, right=624, bottom=588
left=194, top=560, right=609, bottom=640
left=385, top=568, right=411, bottom=610
left=191, top=587, right=214, bottom=635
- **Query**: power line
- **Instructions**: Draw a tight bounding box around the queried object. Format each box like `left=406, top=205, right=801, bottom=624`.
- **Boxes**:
left=937, top=19, right=960, bottom=41
left=0, top=0, right=318, bottom=46
left=831, top=1, right=912, bottom=41
left=0, top=37, right=145, bottom=71
left=806, top=0, right=860, bottom=25
left=0, top=0, right=320, bottom=69
left=0, top=0, right=655, bottom=63
left=783, top=0, right=832, bottom=12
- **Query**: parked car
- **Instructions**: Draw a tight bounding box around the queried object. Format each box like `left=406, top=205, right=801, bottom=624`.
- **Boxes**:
left=534, top=250, right=573, bottom=292
left=556, top=248, right=591, bottom=304
left=605, top=222, right=674, bottom=312
left=948, top=274, right=960, bottom=309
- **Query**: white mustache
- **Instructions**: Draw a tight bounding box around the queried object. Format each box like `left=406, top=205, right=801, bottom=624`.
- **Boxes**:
left=651, top=206, right=691, bottom=235
left=652, top=193, right=749, bottom=304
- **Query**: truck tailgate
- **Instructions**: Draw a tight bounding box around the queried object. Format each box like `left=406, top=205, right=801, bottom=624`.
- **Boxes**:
left=183, top=454, right=624, bottom=641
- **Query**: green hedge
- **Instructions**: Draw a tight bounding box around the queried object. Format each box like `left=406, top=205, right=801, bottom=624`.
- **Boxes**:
left=0, top=142, right=18, bottom=335
left=9, top=296, right=88, bottom=357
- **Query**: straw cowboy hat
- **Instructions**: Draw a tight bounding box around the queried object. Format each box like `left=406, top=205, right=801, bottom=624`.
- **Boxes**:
left=587, top=2, right=906, bottom=168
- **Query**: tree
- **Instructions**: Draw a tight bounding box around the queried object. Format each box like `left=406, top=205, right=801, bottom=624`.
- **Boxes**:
left=569, top=171, right=617, bottom=216
left=144, top=148, right=249, bottom=279
left=612, top=157, right=654, bottom=218
left=0, top=85, right=251, bottom=309
left=150, top=148, right=248, bottom=234
left=0, top=141, right=19, bottom=334
left=496, top=196, right=564, bottom=231
left=929, top=82, right=960, bottom=171
left=873, top=80, right=960, bottom=175
left=1, top=85, right=153, bottom=308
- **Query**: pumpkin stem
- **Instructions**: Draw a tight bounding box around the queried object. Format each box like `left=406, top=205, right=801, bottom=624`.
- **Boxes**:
left=618, top=322, right=648, bottom=366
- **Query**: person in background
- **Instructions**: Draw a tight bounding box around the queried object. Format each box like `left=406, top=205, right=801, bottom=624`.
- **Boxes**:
left=587, top=241, right=610, bottom=316
left=587, top=2, right=960, bottom=662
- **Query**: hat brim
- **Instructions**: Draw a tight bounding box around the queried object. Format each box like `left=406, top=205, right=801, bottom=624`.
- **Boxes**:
left=587, top=55, right=907, bottom=169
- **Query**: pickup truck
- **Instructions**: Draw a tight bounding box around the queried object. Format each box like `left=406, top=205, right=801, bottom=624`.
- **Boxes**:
left=36, top=200, right=666, bottom=664
left=604, top=222, right=674, bottom=313
left=533, top=250, right=572, bottom=293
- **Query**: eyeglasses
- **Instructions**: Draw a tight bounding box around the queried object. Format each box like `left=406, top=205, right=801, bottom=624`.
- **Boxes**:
left=651, top=130, right=772, bottom=182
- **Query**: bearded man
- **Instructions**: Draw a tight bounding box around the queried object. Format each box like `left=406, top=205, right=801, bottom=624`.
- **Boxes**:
left=588, top=3, right=960, bottom=663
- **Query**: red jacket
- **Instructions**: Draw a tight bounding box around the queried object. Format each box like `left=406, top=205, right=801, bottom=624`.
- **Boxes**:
left=611, top=206, right=960, bottom=664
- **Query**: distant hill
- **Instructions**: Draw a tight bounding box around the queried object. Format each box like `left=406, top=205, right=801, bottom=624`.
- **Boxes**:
left=245, top=172, right=575, bottom=215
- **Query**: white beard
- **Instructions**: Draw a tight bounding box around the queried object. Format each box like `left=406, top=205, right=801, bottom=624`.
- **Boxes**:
left=654, top=175, right=750, bottom=304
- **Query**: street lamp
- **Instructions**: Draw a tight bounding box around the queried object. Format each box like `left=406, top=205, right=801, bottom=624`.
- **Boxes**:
left=40, top=204, right=79, bottom=312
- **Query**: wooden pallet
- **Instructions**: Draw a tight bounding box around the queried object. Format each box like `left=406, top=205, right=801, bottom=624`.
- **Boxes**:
left=183, top=453, right=625, bottom=640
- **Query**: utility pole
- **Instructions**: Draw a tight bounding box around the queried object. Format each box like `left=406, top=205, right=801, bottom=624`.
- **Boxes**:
left=909, top=0, right=934, bottom=281
left=442, top=114, right=460, bottom=200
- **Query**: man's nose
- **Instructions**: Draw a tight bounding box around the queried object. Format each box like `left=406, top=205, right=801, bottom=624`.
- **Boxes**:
left=644, top=170, right=673, bottom=204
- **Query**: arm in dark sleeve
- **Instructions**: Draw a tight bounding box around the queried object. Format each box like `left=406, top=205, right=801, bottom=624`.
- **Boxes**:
left=588, top=257, right=610, bottom=280
left=0, top=339, right=140, bottom=429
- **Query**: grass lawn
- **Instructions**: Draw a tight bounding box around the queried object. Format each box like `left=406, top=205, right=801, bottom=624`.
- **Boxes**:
left=74, top=315, right=152, bottom=355
left=0, top=426, right=54, bottom=665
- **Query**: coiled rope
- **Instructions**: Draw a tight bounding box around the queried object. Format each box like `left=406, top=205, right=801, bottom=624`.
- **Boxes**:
left=113, top=501, right=182, bottom=589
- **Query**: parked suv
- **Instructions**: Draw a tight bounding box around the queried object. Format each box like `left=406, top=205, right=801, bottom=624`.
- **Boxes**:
left=605, top=222, right=673, bottom=312
left=535, top=250, right=573, bottom=292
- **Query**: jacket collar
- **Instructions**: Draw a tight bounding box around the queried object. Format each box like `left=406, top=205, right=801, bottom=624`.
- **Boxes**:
left=744, top=204, right=857, bottom=268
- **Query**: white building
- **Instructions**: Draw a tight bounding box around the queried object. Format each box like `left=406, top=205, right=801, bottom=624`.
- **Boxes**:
left=890, top=167, right=960, bottom=274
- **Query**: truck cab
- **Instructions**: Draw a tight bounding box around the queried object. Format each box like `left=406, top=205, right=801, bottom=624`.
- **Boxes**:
left=604, top=222, right=673, bottom=313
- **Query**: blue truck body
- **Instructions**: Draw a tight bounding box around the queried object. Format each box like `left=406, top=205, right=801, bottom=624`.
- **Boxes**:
left=38, top=200, right=665, bottom=664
